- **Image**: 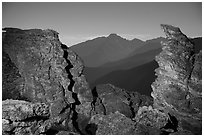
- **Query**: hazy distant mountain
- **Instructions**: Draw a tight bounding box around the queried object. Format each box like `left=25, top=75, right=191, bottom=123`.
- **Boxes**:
left=84, top=37, right=202, bottom=94
left=70, top=33, right=144, bottom=67
left=83, top=37, right=165, bottom=83
left=128, top=37, right=166, bottom=56
left=102, top=37, right=166, bottom=69
left=84, top=48, right=162, bottom=83
left=71, top=34, right=201, bottom=97
left=91, top=60, right=158, bottom=96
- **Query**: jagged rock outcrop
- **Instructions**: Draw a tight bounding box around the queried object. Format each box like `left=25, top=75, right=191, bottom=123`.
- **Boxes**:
left=2, top=25, right=201, bottom=135
left=90, top=84, right=153, bottom=118
left=87, top=84, right=159, bottom=134
left=2, top=28, right=93, bottom=134
left=151, top=24, right=202, bottom=134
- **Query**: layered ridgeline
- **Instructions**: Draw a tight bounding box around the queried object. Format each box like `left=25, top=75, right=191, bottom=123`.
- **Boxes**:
left=70, top=33, right=145, bottom=67
left=71, top=34, right=165, bottom=94
left=90, top=36, right=201, bottom=96
left=2, top=25, right=202, bottom=135
left=83, top=37, right=164, bottom=82
left=71, top=33, right=201, bottom=96
left=88, top=25, right=202, bottom=135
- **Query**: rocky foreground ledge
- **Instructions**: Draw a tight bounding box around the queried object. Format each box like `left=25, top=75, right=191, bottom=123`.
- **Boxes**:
left=2, top=25, right=202, bottom=135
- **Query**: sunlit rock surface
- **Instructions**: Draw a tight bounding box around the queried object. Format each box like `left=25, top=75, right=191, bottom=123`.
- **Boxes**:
left=151, top=24, right=202, bottom=134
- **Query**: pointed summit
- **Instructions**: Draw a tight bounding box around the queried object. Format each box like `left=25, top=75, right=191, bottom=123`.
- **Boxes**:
left=108, top=33, right=122, bottom=39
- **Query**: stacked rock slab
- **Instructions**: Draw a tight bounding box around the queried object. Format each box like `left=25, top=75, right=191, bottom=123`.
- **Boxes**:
left=151, top=24, right=202, bottom=134
left=2, top=28, right=92, bottom=134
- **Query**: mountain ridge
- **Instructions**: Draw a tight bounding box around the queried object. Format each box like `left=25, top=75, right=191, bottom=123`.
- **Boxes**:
left=83, top=37, right=201, bottom=92
left=70, top=33, right=164, bottom=67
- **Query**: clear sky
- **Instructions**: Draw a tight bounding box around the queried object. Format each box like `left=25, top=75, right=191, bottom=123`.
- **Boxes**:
left=2, top=2, right=202, bottom=46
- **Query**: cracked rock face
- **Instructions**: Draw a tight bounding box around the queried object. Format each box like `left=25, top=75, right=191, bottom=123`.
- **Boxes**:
left=2, top=28, right=92, bottom=134
left=2, top=25, right=201, bottom=135
left=151, top=24, right=202, bottom=134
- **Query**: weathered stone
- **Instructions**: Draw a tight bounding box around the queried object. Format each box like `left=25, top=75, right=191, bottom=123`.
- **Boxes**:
left=90, top=84, right=132, bottom=117
left=151, top=24, right=202, bottom=134
left=135, top=106, right=168, bottom=129
left=3, top=28, right=70, bottom=103
left=128, top=91, right=153, bottom=115
left=2, top=25, right=201, bottom=135
left=90, top=84, right=153, bottom=118
left=57, top=131, right=79, bottom=135
left=134, top=123, right=162, bottom=135
left=2, top=99, right=50, bottom=134
left=89, top=111, right=135, bottom=135
left=2, top=28, right=93, bottom=134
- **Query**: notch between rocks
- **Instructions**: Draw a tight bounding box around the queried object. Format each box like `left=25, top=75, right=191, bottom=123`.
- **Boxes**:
left=61, top=44, right=83, bottom=133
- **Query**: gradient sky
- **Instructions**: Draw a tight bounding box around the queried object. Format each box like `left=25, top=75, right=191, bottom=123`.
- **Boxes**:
left=2, top=2, right=202, bottom=46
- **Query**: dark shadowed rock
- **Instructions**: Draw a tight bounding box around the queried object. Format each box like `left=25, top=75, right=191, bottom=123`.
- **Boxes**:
left=91, top=84, right=133, bottom=117
left=90, top=84, right=153, bottom=118
left=151, top=24, right=202, bottom=134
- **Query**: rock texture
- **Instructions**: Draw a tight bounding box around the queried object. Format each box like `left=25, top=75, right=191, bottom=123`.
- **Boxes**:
left=2, top=25, right=202, bottom=135
left=2, top=100, right=50, bottom=135
left=2, top=28, right=92, bottom=134
left=89, top=111, right=135, bottom=135
left=134, top=106, right=169, bottom=134
left=151, top=24, right=202, bottom=134
left=88, top=84, right=163, bottom=135
left=90, top=84, right=153, bottom=118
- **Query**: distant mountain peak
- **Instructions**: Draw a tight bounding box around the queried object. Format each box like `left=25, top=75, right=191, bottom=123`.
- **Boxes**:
left=131, top=38, right=144, bottom=42
left=108, top=33, right=122, bottom=39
